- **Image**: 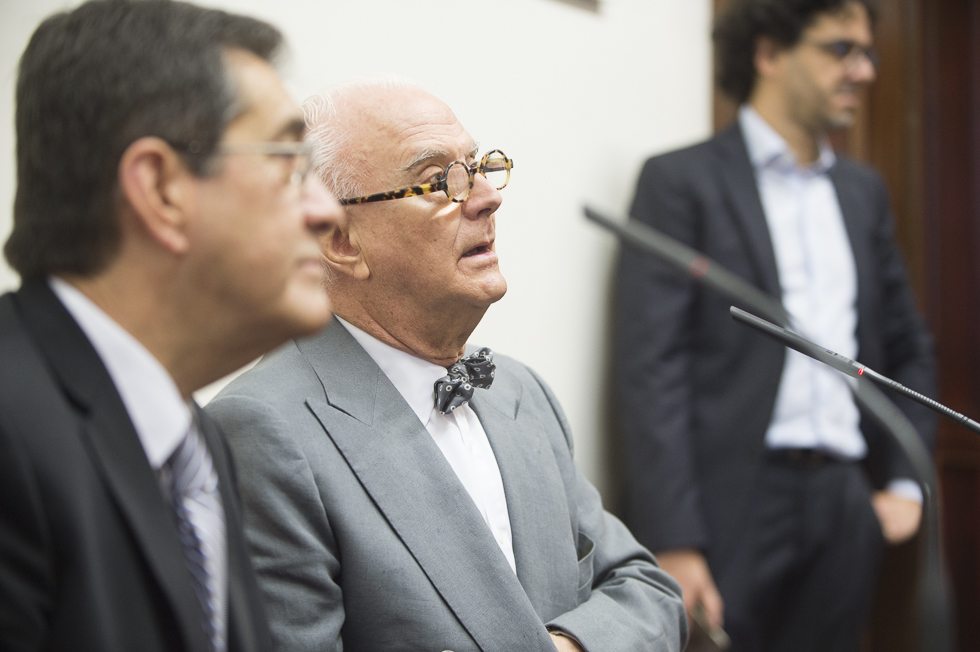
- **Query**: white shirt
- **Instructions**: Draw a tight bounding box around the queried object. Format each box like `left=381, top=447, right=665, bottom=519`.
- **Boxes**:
left=49, top=277, right=190, bottom=468
left=739, top=107, right=921, bottom=501
left=337, top=317, right=517, bottom=573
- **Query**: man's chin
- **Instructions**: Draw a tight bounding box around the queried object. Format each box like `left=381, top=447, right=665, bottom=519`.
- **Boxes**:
left=487, top=286, right=507, bottom=306
left=464, top=274, right=507, bottom=309
left=485, top=274, right=507, bottom=305
left=279, top=288, right=333, bottom=338
left=826, top=107, right=858, bottom=131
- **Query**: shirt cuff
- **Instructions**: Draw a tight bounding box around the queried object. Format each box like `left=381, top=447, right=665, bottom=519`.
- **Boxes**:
left=547, top=625, right=584, bottom=650
left=885, top=478, right=923, bottom=504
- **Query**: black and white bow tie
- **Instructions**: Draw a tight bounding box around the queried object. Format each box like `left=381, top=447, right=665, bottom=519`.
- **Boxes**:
left=433, top=348, right=495, bottom=415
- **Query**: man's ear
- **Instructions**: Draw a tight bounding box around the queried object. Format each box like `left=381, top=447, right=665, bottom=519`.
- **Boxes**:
left=754, top=36, right=785, bottom=79
left=117, top=136, right=194, bottom=255
left=320, top=215, right=370, bottom=281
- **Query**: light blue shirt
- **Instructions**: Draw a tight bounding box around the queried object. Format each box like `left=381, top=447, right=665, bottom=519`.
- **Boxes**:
left=739, top=106, right=920, bottom=501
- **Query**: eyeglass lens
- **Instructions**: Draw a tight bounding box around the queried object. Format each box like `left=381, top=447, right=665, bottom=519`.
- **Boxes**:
left=289, top=153, right=311, bottom=186
left=823, top=40, right=878, bottom=70
left=446, top=163, right=472, bottom=201
left=444, top=151, right=511, bottom=201
left=482, top=152, right=511, bottom=190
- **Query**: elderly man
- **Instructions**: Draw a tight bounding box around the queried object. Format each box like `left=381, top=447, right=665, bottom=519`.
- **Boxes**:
left=205, top=79, right=686, bottom=652
left=0, top=1, right=343, bottom=651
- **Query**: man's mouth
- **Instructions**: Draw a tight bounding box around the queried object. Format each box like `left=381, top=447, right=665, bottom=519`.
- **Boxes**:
left=462, top=244, right=492, bottom=258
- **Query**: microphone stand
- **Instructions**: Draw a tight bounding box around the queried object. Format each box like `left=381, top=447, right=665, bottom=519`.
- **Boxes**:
left=585, top=205, right=954, bottom=652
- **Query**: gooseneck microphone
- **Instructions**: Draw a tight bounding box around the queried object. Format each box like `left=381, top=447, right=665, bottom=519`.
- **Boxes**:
left=584, top=205, right=788, bottom=324
left=585, top=204, right=979, bottom=435
left=585, top=204, right=954, bottom=652
left=729, top=306, right=980, bottom=435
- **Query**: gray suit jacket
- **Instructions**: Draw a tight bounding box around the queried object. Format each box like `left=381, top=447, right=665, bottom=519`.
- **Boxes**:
left=206, top=319, right=686, bottom=652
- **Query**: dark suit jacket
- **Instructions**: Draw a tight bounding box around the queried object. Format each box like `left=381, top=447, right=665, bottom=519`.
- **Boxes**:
left=614, top=124, right=936, bottom=568
left=0, top=279, right=272, bottom=652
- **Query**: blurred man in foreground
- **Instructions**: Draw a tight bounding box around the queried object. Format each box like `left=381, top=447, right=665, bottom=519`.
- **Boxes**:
left=616, top=1, right=935, bottom=650
left=0, top=1, right=343, bottom=650
left=206, top=78, right=687, bottom=652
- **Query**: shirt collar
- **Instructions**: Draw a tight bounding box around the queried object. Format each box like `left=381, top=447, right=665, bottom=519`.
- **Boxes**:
left=49, top=276, right=191, bottom=469
left=738, top=104, right=836, bottom=174
left=335, top=317, right=449, bottom=427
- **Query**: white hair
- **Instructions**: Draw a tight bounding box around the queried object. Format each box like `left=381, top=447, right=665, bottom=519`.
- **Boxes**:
left=302, top=74, right=421, bottom=201
left=304, top=75, right=421, bottom=287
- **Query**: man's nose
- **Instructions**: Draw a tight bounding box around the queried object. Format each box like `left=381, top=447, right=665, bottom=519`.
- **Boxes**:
left=302, top=175, right=346, bottom=232
left=852, top=52, right=877, bottom=83
left=461, top=170, right=502, bottom=220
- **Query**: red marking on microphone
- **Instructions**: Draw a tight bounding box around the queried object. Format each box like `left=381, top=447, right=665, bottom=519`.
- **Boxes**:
left=858, top=368, right=864, bottom=375
left=690, top=257, right=710, bottom=278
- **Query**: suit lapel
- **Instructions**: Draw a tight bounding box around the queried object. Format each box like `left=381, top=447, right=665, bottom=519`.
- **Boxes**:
left=14, top=280, right=209, bottom=652
left=828, top=162, right=873, bottom=332
left=299, top=321, right=554, bottom=651
left=469, top=376, right=580, bottom=622
left=714, top=124, right=782, bottom=296
left=197, top=407, right=266, bottom=652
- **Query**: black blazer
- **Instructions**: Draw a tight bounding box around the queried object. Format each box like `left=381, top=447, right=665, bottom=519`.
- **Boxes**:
left=0, top=279, right=271, bottom=652
left=614, top=124, right=936, bottom=568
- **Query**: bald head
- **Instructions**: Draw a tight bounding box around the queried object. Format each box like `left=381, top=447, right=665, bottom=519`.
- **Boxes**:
left=303, top=78, right=466, bottom=202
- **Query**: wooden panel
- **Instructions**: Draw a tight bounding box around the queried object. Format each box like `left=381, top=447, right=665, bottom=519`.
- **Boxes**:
left=856, top=3, right=924, bottom=649
left=712, top=0, right=739, bottom=130
left=863, top=0, right=926, bottom=305
left=921, top=0, right=980, bottom=648
left=937, top=450, right=980, bottom=648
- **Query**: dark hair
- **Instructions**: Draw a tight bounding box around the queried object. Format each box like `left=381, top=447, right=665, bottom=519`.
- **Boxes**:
left=4, top=0, right=284, bottom=280
left=714, top=0, right=877, bottom=103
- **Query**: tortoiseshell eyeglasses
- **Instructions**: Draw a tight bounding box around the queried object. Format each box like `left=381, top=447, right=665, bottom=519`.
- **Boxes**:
left=340, top=149, right=513, bottom=206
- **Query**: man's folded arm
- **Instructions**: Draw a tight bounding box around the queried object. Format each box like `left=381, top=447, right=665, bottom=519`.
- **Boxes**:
left=528, top=368, right=688, bottom=652
left=547, top=507, right=689, bottom=652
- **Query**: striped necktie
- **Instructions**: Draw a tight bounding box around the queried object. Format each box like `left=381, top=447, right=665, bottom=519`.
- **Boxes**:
left=159, top=423, right=228, bottom=652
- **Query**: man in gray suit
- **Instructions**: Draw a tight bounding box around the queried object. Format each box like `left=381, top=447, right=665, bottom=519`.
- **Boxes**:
left=205, top=79, right=686, bottom=652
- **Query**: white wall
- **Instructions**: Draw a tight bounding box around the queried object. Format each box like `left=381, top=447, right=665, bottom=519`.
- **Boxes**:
left=0, top=0, right=712, bottom=500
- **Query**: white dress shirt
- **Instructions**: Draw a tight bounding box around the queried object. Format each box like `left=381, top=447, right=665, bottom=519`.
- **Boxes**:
left=337, top=317, right=517, bottom=573
left=739, top=107, right=920, bottom=501
left=50, top=277, right=190, bottom=468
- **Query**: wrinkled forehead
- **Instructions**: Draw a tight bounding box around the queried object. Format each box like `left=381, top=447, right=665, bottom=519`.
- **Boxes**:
left=350, top=88, right=476, bottom=183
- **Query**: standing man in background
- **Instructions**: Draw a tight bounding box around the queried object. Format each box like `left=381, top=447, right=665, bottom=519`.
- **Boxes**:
left=0, top=1, right=343, bottom=650
left=615, top=0, right=936, bottom=650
